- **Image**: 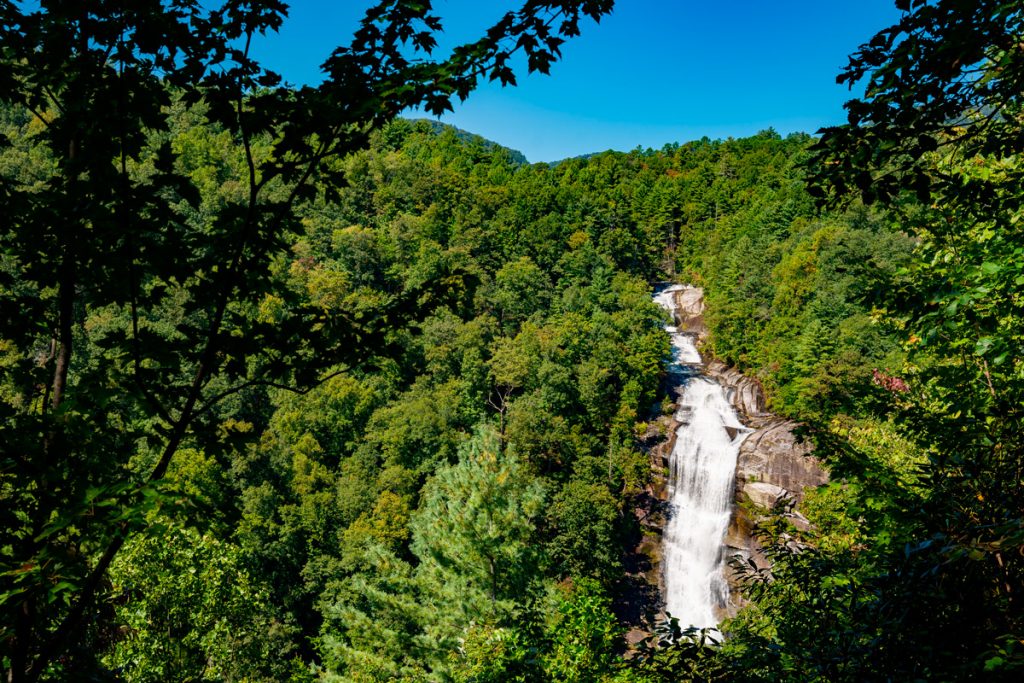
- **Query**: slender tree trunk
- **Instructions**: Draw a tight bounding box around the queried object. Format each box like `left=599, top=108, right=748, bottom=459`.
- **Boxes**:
left=51, top=138, right=78, bottom=413
left=50, top=257, right=75, bottom=411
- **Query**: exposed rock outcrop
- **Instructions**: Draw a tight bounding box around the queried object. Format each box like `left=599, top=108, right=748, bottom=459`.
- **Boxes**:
left=673, top=287, right=707, bottom=340
left=705, top=360, right=768, bottom=418
left=735, top=419, right=824, bottom=504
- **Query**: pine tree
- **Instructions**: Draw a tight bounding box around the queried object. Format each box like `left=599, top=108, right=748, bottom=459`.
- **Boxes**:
left=410, top=426, right=546, bottom=670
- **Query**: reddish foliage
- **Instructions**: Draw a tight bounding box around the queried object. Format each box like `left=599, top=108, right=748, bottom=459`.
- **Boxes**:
left=872, top=368, right=909, bottom=393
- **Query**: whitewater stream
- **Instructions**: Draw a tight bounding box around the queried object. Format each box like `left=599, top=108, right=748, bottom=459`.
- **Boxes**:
left=653, top=285, right=750, bottom=629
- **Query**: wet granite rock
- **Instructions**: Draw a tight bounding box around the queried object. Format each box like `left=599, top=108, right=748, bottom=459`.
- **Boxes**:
left=706, top=360, right=768, bottom=417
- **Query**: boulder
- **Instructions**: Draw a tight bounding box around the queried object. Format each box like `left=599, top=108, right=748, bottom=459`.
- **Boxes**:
left=671, top=287, right=709, bottom=342
left=742, top=481, right=790, bottom=509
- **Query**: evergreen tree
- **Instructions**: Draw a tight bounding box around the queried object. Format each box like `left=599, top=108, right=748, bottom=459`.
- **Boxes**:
left=411, top=426, right=546, bottom=671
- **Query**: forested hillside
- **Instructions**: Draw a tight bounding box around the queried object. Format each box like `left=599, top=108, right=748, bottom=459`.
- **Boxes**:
left=0, top=106, right=914, bottom=680
left=3, top=1, right=1023, bottom=681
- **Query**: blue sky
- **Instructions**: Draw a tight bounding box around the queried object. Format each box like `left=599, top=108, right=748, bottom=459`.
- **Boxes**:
left=253, top=1, right=902, bottom=162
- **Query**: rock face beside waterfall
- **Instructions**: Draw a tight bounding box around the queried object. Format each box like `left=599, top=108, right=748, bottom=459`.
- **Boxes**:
left=673, top=287, right=707, bottom=338
left=705, top=359, right=767, bottom=418
left=670, top=287, right=828, bottom=605
left=736, top=419, right=825, bottom=504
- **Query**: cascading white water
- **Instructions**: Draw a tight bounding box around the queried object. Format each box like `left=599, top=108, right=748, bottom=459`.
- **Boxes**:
left=654, top=284, right=749, bottom=629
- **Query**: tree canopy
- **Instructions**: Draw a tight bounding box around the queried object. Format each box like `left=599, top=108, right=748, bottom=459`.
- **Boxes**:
left=0, top=2, right=614, bottom=679
left=2, top=0, right=1023, bottom=681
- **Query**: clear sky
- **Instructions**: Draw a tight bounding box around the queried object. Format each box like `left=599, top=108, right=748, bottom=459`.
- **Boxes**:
left=252, top=1, right=903, bottom=162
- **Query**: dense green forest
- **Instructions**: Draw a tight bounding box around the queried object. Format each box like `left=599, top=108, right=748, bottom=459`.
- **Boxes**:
left=2, top=1, right=1023, bottom=681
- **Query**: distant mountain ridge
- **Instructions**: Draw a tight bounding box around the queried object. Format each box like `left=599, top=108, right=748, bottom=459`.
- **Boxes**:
left=406, top=118, right=528, bottom=165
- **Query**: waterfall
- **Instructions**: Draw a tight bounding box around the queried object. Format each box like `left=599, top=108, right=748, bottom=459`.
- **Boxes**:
left=654, top=284, right=749, bottom=629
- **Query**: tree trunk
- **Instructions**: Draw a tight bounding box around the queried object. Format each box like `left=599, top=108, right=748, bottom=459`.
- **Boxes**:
left=50, top=257, right=75, bottom=411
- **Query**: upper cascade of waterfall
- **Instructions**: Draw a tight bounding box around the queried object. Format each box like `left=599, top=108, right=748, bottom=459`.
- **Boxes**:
left=654, top=284, right=702, bottom=365
left=654, top=284, right=749, bottom=630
